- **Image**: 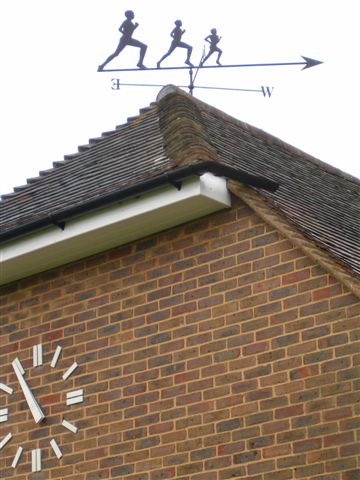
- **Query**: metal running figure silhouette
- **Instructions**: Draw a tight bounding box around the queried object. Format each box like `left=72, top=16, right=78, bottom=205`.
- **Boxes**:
left=201, top=28, right=222, bottom=66
left=98, top=10, right=147, bottom=71
left=157, top=20, right=194, bottom=68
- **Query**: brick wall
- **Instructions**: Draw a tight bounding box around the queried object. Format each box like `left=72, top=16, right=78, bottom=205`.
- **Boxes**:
left=1, top=197, right=359, bottom=480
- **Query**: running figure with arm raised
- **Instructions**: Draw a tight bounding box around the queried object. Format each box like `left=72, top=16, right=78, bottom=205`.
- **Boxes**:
left=201, top=28, right=222, bottom=66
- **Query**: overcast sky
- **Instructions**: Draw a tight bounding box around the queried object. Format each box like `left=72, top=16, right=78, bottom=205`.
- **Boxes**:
left=0, top=0, right=359, bottom=196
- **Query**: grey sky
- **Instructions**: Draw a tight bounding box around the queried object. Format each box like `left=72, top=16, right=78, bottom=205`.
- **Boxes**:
left=0, top=0, right=359, bottom=195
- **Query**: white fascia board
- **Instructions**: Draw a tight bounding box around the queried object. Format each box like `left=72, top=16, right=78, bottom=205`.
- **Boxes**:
left=0, top=173, right=231, bottom=285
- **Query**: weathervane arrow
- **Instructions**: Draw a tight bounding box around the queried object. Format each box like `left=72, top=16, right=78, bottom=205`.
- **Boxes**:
left=300, top=56, right=324, bottom=70
left=98, top=56, right=323, bottom=72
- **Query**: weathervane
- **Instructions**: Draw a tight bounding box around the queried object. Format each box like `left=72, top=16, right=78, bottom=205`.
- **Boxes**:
left=98, top=10, right=323, bottom=96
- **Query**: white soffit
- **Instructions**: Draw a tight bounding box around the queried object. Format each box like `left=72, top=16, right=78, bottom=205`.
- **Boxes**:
left=0, top=173, right=231, bottom=285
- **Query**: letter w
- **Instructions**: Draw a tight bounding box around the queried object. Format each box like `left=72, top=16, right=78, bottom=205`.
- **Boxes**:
left=261, top=86, right=274, bottom=97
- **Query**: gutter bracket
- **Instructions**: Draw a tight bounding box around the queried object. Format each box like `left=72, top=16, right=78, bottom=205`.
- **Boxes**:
left=167, top=177, right=182, bottom=191
left=49, top=215, right=66, bottom=231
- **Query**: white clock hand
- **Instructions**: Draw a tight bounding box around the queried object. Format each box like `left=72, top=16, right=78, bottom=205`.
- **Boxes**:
left=12, top=358, right=45, bottom=424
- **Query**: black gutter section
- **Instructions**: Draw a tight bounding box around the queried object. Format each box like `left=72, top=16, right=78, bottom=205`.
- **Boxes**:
left=0, top=161, right=278, bottom=243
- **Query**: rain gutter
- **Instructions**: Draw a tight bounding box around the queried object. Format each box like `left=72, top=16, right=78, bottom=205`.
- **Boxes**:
left=0, top=161, right=278, bottom=244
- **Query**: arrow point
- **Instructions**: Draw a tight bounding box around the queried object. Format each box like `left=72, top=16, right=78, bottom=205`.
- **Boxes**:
left=301, top=56, right=324, bottom=70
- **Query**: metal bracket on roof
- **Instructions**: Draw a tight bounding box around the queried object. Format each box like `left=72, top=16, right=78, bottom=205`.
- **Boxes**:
left=49, top=215, right=66, bottom=231
left=166, top=176, right=182, bottom=191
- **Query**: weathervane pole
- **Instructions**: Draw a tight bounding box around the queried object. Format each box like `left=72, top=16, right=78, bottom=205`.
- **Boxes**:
left=189, top=68, right=194, bottom=95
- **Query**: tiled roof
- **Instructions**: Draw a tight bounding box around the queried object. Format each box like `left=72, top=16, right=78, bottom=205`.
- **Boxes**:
left=1, top=85, right=359, bottom=278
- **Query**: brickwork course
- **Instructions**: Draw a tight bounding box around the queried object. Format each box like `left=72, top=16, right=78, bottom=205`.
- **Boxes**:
left=1, top=86, right=359, bottom=479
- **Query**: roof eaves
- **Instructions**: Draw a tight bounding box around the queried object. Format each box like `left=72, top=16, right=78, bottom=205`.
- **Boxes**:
left=0, top=161, right=278, bottom=244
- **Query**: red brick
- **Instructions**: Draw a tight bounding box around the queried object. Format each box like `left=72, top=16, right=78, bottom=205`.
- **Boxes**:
left=282, top=269, right=310, bottom=285
left=248, top=460, right=275, bottom=475
left=324, top=432, right=354, bottom=447
left=293, top=438, right=322, bottom=453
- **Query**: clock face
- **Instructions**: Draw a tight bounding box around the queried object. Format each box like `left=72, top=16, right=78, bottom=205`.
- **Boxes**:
left=0, top=344, right=84, bottom=473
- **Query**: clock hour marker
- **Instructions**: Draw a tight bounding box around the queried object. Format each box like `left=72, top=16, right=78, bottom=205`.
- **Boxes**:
left=32, top=448, right=41, bottom=472
left=12, top=446, right=23, bottom=468
left=51, top=345, right=62, bottom=368
left=50, top=438, right=63, bottom=459
left=33, top=344, right=43, bottom=367
left=66, top=389, right=84, bottom=406
left=0, top=432, right=12, bottom=450
left=62, top=418, right=78, bottom=433
left=62, top=362, right=78, bottom=380
left=0, top=383, right=13, bottom=395
left=0, top=408, right=8, bottom=422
